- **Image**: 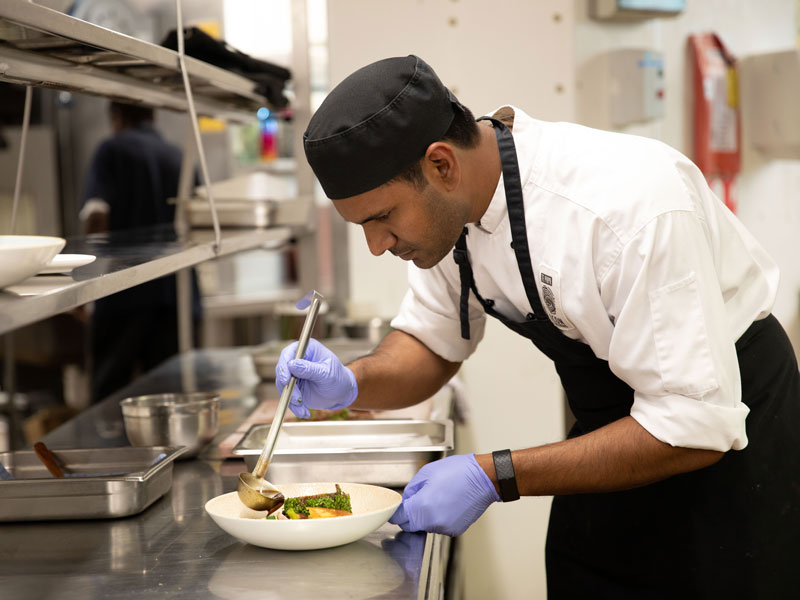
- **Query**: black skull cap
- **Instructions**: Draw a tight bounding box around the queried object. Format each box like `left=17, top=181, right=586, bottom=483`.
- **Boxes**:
left=303, top=55, right=464, bottom=199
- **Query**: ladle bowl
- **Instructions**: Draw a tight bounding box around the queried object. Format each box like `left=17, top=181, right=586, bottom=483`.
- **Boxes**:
left=236, top=290, right=324, bottom=511
left=236, top=472, right=285, bottom=513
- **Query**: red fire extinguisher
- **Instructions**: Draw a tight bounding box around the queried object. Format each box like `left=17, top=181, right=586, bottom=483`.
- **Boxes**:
left=689, top=32, right=741, bottom=213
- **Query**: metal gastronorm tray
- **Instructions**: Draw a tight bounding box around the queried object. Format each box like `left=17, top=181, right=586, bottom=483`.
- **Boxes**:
left=232, top=419, right=453, bottom=487
left=186, top=199, right=276, bottom=228
left=0, top=446, right=187, bottom=522
left=250, top=337, right=377, bottom=381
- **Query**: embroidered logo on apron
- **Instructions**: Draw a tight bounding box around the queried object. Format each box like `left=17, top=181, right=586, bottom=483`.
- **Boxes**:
left=538, top=265, right=574, bottom=330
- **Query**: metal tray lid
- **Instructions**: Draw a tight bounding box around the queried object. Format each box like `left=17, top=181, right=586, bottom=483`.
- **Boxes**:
left=0, top=446, right=188, bottom=496
left=231, top=419, right=454, bottom=456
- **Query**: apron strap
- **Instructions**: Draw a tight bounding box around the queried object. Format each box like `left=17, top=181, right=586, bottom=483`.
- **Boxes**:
left=453, top=116, right=551, bottom=340
left=478, top=117, right=546, bottom=319
left=453, top=227, right=472, bottom=340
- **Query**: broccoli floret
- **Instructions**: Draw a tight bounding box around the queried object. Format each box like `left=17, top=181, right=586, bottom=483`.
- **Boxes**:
left=282, top=498, right=307, bottom=518
left=283, top=507, right=302, bottom=519
left=282, top=484, right=352, bottom=518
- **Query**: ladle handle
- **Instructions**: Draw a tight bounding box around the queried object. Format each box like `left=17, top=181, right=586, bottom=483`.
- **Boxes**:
left=252, top=293, right=323, bottom=478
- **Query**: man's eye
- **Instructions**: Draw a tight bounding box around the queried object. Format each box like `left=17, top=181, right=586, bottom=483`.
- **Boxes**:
left=377, top=212, right=391, bottom=222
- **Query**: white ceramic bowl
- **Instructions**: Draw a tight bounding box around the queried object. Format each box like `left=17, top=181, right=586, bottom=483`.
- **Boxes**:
left=205, top=482, right=402, bottom=551
left=0, top=235, right=66, bottom=289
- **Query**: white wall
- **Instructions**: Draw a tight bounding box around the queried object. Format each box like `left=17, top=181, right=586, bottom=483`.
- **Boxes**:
left=575, top=0, right=800, bottom=355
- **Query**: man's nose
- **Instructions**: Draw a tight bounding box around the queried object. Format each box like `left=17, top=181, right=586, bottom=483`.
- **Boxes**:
left=363, top=223, right=396, bottom=257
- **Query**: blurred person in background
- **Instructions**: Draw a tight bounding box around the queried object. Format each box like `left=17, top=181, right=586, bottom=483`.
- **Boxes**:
left=80, top=101, right=200, bottom=403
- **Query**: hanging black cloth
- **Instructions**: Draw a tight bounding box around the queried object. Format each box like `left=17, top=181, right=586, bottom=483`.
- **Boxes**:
left=161, top=27, right=291, bottom=108
left=454, top=117, right=800, bottom=598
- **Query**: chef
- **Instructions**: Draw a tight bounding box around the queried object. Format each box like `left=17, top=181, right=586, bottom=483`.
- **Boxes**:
left=275, top=55, right=800, bottom=597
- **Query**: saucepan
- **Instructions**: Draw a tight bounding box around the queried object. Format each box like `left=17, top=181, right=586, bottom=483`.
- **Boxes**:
left=120, top=392, right=220, bottom=458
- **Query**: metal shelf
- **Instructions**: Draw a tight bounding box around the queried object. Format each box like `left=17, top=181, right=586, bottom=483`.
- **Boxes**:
left=0, top=0, right=273, bottom=119
left=0, top=225, right=292, bottom=336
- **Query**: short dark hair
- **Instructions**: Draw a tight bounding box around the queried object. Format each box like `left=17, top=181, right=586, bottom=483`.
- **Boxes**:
left=109, top=101, right=154, bottom=128
left=389, top=104, right=480, bottom=190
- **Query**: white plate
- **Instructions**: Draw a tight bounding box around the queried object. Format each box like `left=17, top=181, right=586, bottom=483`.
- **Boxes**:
left=0, top=235, right=65, bottom=289
left=205, top=482, right=401, bottom=551
left=40, top=253, right=96, bottom=274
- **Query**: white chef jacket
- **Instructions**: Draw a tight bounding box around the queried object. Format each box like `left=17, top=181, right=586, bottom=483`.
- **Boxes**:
left=391, top=106, right=779, bottom=452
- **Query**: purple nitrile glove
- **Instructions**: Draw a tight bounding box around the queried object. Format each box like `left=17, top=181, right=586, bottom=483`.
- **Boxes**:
left=275, top=338, right=358, bottom=419
left=389, top=453, right=500, bottom=537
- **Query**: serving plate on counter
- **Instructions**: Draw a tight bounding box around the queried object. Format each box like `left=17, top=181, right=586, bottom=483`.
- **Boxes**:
left=0, top=446, right=188, bottom=521
left=232, top=419, right=453, bottom=487
left=205, top=482, right=401, bottom=551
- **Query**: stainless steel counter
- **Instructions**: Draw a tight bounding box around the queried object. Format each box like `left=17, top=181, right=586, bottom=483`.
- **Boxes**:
left=0, top=349, right=450, bottom=599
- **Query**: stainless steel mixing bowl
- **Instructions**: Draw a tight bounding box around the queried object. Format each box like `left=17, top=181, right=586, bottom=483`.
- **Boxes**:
left=120, top=392, right=220, bottom=458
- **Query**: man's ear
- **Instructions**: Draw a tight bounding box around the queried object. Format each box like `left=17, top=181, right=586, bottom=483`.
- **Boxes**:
left=423, top=142, right=460, bottom=191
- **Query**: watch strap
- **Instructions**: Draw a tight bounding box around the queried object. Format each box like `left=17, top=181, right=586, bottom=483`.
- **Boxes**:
left=492, top=449, right=520, bottom=502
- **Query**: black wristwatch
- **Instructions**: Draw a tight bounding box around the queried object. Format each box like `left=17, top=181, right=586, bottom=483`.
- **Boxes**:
left=492, top=449, right=520, bottom=502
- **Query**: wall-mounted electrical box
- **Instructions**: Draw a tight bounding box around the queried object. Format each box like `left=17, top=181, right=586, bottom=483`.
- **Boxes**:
left=739, top=49, right=800, bottom=159
left=577, top=49, right=665, bottom=129
left=590, top=0, right=685, bottom=22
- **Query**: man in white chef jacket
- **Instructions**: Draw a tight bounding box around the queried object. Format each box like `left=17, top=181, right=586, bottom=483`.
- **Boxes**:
left=275, top=55, right=800, bottom=598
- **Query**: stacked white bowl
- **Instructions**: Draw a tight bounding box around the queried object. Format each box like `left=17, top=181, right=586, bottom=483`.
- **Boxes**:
left=0, top=235, right=66, bottom=289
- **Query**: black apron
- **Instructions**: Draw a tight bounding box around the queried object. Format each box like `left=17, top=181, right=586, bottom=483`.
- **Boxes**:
left=454, top=118, right=800, bottom=598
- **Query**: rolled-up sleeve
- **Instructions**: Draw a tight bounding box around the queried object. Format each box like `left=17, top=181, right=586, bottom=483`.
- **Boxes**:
left=602, top=209, right=750, bottom=452
left=391, top=261, right=486, bottom=363
left=631, top=391, right=749, bottom=451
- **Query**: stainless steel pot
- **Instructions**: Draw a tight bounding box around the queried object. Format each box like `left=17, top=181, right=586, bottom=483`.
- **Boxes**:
left=339, top=317, right=392, bottom=344
left=120, top=392, right=220, bottom=458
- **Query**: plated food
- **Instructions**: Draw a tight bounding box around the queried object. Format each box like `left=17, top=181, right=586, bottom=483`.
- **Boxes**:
left=269, top=484, right=353, bottom=520
left=205, top=482, right=401, bottom=550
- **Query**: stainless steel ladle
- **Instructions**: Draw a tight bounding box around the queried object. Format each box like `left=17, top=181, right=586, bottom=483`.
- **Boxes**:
left=237, top=290, right=324, bottom=512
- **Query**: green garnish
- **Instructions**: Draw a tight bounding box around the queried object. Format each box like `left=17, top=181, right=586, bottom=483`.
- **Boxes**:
left=306, top=408, right=350, bottom=421
left=331, top=409, right=349, bottom=421
left=282, top=484, right=352, bottom=518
